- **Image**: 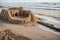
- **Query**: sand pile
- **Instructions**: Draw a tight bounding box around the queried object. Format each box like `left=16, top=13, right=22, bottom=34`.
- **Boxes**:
left=0, top=29, right=31, bottom=40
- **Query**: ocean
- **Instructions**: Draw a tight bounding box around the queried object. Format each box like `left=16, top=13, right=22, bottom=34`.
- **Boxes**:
left=0, top=2, right=60, bottom=8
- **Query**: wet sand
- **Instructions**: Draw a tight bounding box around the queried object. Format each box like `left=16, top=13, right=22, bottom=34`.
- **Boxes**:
left=25, top=7, right=60, bottom=18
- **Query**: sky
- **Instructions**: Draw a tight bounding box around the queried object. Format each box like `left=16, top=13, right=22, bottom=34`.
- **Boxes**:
left=1, top=0, right=60, bottom=3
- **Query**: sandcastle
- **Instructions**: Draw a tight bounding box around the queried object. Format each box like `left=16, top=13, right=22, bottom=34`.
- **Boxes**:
left=0, top=7, right=59, bottom=32
left=0, top=7, right=55, bottom=28
left=0, top=7, right=39, bottom=24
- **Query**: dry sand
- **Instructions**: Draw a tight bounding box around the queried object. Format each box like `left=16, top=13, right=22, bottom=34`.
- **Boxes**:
left=0, top=19, right=60, bottom=40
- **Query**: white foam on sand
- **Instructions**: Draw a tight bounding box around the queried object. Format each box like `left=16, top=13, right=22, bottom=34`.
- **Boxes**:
left=35, top=14, right=60, bottom=35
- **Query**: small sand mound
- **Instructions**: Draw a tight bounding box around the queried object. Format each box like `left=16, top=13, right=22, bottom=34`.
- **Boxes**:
left=0, top=29, right=31, bottom=40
